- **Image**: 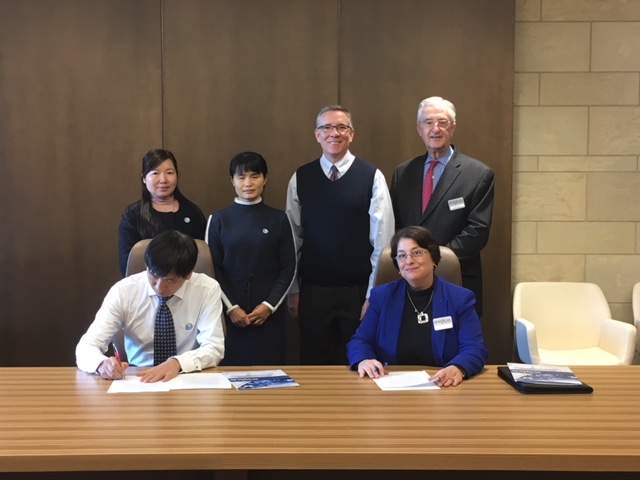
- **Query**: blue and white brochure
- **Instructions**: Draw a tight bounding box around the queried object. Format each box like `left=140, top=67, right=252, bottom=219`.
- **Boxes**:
left=507, top=363, right=582, bottom=385
left=223, top=369, right=300, bottom=390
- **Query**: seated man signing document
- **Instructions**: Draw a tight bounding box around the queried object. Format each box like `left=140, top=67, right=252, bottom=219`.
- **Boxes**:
left=76, top=230, right=225, bottom=382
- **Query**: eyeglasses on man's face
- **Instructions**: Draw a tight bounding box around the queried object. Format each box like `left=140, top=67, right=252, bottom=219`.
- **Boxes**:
left=419, top=118, right=453, bottom=129
left=395, top=249, right=429, bottom=262
left=316, top=124, right=352, bottom=134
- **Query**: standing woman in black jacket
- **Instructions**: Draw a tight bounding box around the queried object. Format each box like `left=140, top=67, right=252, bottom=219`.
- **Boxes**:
left=118, top=149, right=206, bottom=276
left=206, top=152, right=296, bottom=365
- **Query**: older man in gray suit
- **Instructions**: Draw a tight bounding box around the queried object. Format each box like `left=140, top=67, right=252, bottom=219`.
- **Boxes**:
left=391, top=96, right=494, bottom=316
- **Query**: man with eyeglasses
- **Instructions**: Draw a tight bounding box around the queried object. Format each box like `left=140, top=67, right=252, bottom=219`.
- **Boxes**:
left=286, top=105, right=394, bottom=365
left=391, top=96, right=495, bottom=316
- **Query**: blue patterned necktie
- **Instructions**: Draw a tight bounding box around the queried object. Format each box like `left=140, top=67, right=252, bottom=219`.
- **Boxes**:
left=154, top=295, right=177, bottom=366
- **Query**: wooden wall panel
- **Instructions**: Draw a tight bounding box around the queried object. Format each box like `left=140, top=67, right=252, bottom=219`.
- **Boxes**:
left=0, top=0, right=513, bottom=366
left=162, top=0, right=340, bottom=214
left=340, top=0, right=515, bottom=362
left=162, top=0, right=340, bottom=364
left=0, top=0, right=162, bottom=366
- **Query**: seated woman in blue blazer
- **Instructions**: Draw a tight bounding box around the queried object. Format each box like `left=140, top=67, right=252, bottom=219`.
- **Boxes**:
left=347, top=226, right=488, bottom=387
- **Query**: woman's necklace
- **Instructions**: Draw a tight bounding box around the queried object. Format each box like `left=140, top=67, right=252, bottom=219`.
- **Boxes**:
left=406, top=288, right=434, bottom=324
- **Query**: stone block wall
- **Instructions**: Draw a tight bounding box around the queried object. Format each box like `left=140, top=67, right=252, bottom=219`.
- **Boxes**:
left=513, top=0, right=640, bottom=323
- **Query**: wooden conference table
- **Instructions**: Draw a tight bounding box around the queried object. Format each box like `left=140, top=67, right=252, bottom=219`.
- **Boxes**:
left=1, top=365, right=640, bottom=479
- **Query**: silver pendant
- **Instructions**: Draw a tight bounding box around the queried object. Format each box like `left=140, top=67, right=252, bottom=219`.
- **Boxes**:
left=417, top=313, right=429, bottom=324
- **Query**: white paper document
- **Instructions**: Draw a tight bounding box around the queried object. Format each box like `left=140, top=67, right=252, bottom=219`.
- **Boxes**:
left=108, top=376, right=171, bottom=393
left=168, top=373, right=233, bottom=390
left=108, top=372, right=232, bottom=393
left=373, top=371, right=440, bottom=391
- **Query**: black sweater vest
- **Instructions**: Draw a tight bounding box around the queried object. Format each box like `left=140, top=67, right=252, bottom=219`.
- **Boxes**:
left=297, top=157, right=376, bottom=286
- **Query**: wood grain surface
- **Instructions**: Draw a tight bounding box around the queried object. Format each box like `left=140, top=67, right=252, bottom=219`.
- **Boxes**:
left=1, top=366, right=639, bottom=473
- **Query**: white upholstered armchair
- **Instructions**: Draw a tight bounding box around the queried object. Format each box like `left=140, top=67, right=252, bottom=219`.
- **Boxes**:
left=513, top=282, right=636, bottom=365
left=633, top=283, right=640, bottom=352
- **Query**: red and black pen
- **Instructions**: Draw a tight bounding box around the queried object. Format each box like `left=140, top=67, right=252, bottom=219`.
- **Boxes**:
left=112, top=343, right=122, bottom=364
left=112, top=343, right=125, bottom=378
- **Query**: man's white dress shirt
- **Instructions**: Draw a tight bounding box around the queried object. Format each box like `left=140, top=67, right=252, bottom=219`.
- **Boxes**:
left=76, top=272, right=225, bottom=374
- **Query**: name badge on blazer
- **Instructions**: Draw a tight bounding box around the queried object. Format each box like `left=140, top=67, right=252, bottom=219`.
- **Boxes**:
left=433, top=316, right=453, bottom=331
left=448, top=197, right=465, bottom=211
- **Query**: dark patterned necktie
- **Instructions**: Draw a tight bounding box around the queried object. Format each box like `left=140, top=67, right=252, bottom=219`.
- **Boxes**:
left=154, top=296, right=177, bottom=366
left=422, top=160, right=439, bottom=214
left=329, top=165, right=339, bottom=181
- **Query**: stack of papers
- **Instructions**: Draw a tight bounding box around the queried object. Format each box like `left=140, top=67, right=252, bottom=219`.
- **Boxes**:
left=107, top=372, right=232, bottom=393
left=373, top=371, right=440, bottom=391
left=223, top=369, right=299, bottom=390
left=507, top=363, right=582, bottom=385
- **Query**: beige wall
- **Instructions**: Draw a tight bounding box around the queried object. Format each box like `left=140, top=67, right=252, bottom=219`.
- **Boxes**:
left=513, top=0, right=640, bottom=324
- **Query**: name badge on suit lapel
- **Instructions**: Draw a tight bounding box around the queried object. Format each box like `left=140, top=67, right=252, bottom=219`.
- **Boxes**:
left=433, top=316, right=453, bottom=331
left=448, top=197, right=465, bottom=211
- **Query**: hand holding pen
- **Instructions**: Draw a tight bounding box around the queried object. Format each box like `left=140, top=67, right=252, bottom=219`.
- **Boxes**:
left=96, top=343, right=129, bottom=380
left=357, top=359, right=388, bottom=379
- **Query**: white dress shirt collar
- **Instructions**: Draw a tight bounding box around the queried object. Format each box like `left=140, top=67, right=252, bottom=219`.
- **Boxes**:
left=319, top=151, right=355, bottom=178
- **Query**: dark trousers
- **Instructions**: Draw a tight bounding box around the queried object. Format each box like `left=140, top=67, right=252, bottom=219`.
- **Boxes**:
left=299, top=283, right=367, bottom=365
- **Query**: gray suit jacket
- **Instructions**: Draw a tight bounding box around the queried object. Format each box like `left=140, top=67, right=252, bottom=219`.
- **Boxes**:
left=390, top=149, right=495, bottom=315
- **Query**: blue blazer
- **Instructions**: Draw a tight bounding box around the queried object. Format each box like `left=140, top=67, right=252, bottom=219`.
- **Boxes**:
left=347, top=277, right=488, bottom=377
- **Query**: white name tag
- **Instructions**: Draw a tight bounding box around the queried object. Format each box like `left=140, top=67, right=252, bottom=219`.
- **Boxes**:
left=433, top=316, right=453, bottom=331
left=448, top=197, right=465, bottom=211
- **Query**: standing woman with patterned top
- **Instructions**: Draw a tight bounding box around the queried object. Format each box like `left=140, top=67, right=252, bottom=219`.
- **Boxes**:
left=206, top=152, right=296, bottom=365
left=118, top=149, right=206, bottom=276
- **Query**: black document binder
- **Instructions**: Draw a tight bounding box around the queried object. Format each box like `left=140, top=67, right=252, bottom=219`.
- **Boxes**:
left=497, top=366, right=593, bottom=394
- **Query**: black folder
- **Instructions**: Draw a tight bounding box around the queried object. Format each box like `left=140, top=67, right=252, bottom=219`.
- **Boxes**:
left=497, top=366, right=593, bottom=394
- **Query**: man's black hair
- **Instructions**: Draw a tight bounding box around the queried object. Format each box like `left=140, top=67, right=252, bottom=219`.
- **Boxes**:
left=144, top=230, right=197, bottom=278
